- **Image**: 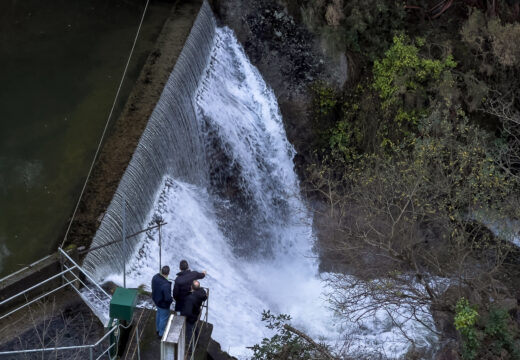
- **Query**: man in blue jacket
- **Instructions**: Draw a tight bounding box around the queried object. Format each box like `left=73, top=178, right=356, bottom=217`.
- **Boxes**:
left=173, top=260, right=206, bottom=312
left=152, top=265, right=173, bottom=339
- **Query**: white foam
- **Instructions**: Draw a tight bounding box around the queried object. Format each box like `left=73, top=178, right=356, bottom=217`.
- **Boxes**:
left=103, top=26, right=438, bottom=359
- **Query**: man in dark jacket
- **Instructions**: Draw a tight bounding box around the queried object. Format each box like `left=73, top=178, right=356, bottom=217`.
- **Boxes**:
left=181, top=280, right=207, bottom=350
left=151, top=265, right=173, bottom=338
left=173, top=259, right=206, bottom=312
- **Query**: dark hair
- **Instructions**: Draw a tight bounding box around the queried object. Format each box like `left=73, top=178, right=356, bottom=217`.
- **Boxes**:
left=192, top=280, right=200, bottom=290
left=161, top=266, right=170, bottom=276
left=180, top=260, right=189, bottom=271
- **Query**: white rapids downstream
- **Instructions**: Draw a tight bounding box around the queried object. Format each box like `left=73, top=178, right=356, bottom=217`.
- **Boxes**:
left=84, top=4, right=437, bottom=357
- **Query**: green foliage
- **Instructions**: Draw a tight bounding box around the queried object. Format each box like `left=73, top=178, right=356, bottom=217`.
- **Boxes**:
left=454, top=298, right=520, bottom=360
left=137, top=284, right=149, bottom=295
left=373, top=34, right=457, bottom=110
left=313, top=83, right=338, bottom=116
left=340, top=0, right=406, bottom=59
left=299, top=1, right=520, bottom=358
left=328, top=83, right=371, bottom=162
left=310, top=82, right=341, bottom=152
left=250, top=311, right=327, bottom=360
left=414, top=106, right=514, bottom=211
left=485, top=308, right=520, bottom=359
left=64, top=243, right=77, bottom=251
left=455, top=298, right=480, bottom=359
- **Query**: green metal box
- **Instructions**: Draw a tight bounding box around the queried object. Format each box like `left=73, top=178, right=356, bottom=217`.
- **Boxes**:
left=110, top=287, right=138, bottom=322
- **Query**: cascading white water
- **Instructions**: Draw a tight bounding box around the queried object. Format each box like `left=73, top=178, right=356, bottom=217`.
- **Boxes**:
left=100, top=26, right=437, bottom=358
left=103, top=25, right=338, bottom=357
left=85, top=2, right=438, bottom=357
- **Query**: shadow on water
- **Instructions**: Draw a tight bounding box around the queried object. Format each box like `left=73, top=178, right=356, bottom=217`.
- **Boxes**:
left=0, top=0, right=173, bottom=276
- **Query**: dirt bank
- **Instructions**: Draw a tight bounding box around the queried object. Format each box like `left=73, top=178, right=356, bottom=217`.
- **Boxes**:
left=63, top=0, right=204, bottom=252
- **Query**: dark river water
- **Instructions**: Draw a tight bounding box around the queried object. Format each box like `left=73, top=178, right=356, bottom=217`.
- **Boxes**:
left=0, top=0, right=171, bottom=277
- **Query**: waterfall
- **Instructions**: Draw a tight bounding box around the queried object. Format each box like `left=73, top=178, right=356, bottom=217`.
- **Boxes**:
left=96, top=24, right=337, bottom=356
left=83, top=1, right=215, bottom=278
left=84, top=2, right=438, bottom=357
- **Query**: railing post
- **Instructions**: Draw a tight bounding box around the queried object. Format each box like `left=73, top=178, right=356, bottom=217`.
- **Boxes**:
left=122, top=194, right=127, bottom=289
left=136, top=323, right=141, bottom=360
left=89, top=347, right=93, bottom=360
left=159, top=222, right=162, bottom=272
left=59, top=249, right=65, bottom=286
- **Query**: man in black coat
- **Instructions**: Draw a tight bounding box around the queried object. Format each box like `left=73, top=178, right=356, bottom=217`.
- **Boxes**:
left=151, top=265, right=173, bottom=338
left=181, top=280, right=208, bottom=350
left=173, top=259, right=206, bottom=312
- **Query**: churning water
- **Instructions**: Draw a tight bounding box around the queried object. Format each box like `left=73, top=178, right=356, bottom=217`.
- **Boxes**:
left=84, top=2, right=437, bottom=357
left=103, top=25, right=337, bottom=356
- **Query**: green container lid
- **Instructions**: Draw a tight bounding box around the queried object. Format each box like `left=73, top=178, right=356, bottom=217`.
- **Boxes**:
left=110, top=287, right=138, bottom=322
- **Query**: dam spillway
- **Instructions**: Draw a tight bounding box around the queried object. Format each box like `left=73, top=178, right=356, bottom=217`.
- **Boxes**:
left=83, top=1, right=215, bottom=277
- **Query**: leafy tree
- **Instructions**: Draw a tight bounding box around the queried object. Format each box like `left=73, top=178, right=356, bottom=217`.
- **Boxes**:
left=308, top=101, right=520, bottom=345
left=372, top=34, right=457, bottom=150
left=250, top=311, right=336, bottom=360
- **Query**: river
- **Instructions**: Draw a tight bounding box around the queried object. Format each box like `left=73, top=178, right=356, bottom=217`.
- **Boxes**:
left=0, top=0, right=172, bottom=276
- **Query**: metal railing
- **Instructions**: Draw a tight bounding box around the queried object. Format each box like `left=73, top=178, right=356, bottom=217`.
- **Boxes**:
left=0, top=248, right=118, bottom=359
left=0, top=324, right=119, bottom=360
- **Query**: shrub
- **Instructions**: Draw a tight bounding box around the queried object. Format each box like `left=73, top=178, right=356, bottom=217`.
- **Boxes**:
left=454, top=297, right=480, bottom=360
left=485, top=307, right=520, bottom=359
left=373, top=34, right=457, bottom=110
left=250, top=311, right=333, bottom=360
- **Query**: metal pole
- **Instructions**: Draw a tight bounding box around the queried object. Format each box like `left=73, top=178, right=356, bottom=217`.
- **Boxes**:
left=122, top=194, right=127, bottom=289
left=136, top=323, right=141, bottom=360
left=159, top=223, right=162, bottom=272
left=89, top=347, right=93, bottom=360
left=79, top=222, right=167, bottom=255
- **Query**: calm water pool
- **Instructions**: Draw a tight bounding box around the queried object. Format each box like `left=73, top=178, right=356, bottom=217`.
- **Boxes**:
left=0, top=0, right=172, bottom=276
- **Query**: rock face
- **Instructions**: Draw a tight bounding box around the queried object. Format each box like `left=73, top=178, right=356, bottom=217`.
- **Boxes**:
left=207, top=338, right=238, bottom=360
left=209, top=0, right=334, bottom=171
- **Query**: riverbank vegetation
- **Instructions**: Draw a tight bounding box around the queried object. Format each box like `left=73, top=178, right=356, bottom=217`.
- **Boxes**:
left=264, top=0, right=520, bottom=358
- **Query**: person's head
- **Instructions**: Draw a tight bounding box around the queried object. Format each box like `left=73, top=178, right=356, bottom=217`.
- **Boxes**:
left=179, top=260, right=189, bottom=271
left=191, top=280, right=200, bottom=291
left=161, top=265, right=170, bottom=276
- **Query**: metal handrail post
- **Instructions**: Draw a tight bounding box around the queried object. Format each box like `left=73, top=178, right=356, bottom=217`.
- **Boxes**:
left=58, top=248, right=111, bottom=298
left=159, top=222, right=162, bottom=272
left=136, top=323, right=141, bottom=360
left=62, top=264, right=110, bottom=303
left=95, top=342, right=116, bottom=360
left=122, top=195, right=127, bottom=289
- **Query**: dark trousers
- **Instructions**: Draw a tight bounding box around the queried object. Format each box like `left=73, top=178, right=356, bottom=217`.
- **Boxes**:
left=185, top=321, right=197, bottom=352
